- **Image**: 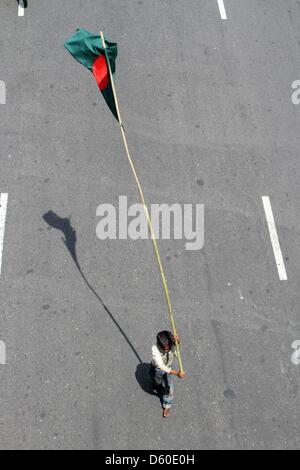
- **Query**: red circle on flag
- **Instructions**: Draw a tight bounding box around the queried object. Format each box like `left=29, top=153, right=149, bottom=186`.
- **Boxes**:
left=92, top=55, right=108, bottom=90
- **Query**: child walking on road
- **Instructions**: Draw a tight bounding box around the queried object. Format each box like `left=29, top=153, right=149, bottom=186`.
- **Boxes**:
left=150, top=331, right=186, bottom=418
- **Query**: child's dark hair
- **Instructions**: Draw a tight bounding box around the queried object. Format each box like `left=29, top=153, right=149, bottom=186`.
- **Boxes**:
left=157, top=331, right=173, bottom=349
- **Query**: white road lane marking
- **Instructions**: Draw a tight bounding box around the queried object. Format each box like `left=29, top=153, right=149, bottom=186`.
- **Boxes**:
left=0, top=341, right=6, bottom=365
left=217, top=0, right=227, bottom=19
left=0, top=194, right=8, bottom=276
left=0, top=81, right=6, bottom=105
left=18, top=2, right=25, bottom=17
left=262, top=196, right=288, bottom=281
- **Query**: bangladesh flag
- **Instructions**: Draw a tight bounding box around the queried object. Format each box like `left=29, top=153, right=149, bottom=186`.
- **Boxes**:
left=64, top=28, right=118, bottom=120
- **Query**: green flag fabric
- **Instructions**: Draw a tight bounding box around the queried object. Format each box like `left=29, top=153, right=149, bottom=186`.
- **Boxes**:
left=64, top=29, right=118, bottom=120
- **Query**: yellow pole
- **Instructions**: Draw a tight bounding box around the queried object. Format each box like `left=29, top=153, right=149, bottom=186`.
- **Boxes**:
left=100, top=31, right=183, bottom=372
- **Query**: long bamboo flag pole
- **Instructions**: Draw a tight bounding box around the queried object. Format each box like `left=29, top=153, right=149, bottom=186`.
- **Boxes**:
left=100, top=31, right=183, bottom=372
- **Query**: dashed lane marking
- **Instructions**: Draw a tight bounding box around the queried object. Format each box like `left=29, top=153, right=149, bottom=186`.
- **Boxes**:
left=217, top=0, right=227, bottom=20
left=262, top=196, right=288, bottom=281
left=0, top=341, right=6, bottom=365
left=0, top=194, right=8, bottom=276
left=0, top=81, right=6, bottom=105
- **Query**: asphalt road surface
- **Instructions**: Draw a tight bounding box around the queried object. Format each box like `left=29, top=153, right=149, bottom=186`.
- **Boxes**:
left=0, top=0, right=300, bottom=450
